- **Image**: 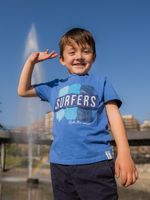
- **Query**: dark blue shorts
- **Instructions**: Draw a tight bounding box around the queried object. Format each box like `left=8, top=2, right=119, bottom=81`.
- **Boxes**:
left=50, top=160, right=118, bottom=200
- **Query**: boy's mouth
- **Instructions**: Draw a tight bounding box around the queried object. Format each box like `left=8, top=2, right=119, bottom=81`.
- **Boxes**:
left=73, top=62, right=86, bottom=67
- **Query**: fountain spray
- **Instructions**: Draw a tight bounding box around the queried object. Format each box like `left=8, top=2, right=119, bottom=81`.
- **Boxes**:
left=24, top=24, right=44, bottom=184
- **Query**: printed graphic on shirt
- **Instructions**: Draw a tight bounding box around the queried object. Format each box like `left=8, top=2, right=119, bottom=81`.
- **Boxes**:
left=54, top=84, right=99, bottom=123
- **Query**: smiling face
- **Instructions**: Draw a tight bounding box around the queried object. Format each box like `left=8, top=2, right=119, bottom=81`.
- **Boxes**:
left=59, top=28, right=96, bottom=75
left=60, top=41, right=95, bottom=75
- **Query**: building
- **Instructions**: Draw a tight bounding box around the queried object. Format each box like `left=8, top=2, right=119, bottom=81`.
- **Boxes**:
left=12, top=112, right=54, bottom=140
left=122, top=115, right=140, bottom=131
left=140, top=120, right=150, bottom=131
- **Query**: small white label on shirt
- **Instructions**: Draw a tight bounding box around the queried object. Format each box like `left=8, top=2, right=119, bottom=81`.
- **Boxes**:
left=105, top=151, right=112, bottom=159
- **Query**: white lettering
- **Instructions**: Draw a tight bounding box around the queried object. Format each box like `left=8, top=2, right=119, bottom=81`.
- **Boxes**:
left=59, top=96, right=65, bottom=108
left=64, top=95, right=70, bottom=106
left=77, top=95, right=82, bottom=106
left=84, top=95, right=89, bottom=107
left=90, top=96, right=96, bottom=107
left=55, top=98, right=60, bottom=110
left=54, top=94, right=98, bottom=111
left=71, top=94, right=77, bottom=105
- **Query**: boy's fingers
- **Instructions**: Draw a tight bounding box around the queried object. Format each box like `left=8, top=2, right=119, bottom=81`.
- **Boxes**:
left=132, top=173, right=137, bottom=185
left=122, top=170, right=138, bottom=187
left=120, top=172, right=127, bottom=186
left=49, top=51, right=58, bottom=58
left=124, top=173, right=133, bottom=187
left=133, top=168, right=138, bottom=183
left=41, top=50, right=58, bottom=59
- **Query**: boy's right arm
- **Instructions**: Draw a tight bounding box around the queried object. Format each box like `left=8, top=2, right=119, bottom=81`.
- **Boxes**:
left=18, top=50, right=58, bottom=97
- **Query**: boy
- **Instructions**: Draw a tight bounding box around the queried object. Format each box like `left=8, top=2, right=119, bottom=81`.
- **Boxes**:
left=18, top=28, right=138, bottom=200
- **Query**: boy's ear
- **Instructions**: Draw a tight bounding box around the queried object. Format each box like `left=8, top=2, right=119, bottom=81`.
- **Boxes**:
left=59, top=56, right=65, bottom=66
left=93, top=54, right=96, bottom=62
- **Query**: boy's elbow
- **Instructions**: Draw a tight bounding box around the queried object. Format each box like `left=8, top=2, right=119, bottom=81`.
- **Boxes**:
left=17, top=89, right=25, bottom=97
left=17, top=87, right=36, bottom=97
left=17, top=86, right=27, bottom=97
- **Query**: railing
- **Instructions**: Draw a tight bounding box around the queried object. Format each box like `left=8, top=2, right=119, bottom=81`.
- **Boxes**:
left=0, top=130, right=150, bottom=171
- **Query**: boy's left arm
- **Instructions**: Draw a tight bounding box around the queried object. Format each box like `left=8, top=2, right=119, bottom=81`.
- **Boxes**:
left=105, top=101, right=138, bottom=187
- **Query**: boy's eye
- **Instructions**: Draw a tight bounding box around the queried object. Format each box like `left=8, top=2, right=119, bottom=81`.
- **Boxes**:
left=83, top=49, right=92, bottom=53
left=68, top=51, right=75, bottom=55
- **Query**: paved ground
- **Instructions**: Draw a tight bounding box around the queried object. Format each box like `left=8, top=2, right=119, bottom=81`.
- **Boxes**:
left=1, top=163, right=150, bottom=194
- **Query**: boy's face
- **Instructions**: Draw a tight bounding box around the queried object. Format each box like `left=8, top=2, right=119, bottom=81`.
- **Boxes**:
left=60, top=41, right=95, bottom=75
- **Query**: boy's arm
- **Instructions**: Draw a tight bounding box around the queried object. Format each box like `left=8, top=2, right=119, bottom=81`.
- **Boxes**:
left=105, top=101, right=138, bottom=187
left=18, top=50, right=58, bottom=97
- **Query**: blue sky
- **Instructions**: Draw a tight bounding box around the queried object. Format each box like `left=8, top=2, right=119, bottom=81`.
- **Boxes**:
left=0, top=0, right=150, bottom=127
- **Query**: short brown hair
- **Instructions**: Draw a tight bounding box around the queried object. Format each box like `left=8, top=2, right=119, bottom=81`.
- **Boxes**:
left=59, top=28, right=96, bottom=58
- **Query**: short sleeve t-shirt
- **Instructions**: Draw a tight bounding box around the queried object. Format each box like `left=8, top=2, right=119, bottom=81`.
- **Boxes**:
left=35, top=74, right=122, bottom=165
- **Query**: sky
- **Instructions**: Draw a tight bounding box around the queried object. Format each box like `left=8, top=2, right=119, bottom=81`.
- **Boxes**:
left=0, top=0, right=150, bottom=128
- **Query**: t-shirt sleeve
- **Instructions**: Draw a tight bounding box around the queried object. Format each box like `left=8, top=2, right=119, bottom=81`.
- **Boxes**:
left=103, top=77, right=122, bottom=108
left=34, top=83, right=50, bottom=102
left=34, top=79, right=58, bottom=102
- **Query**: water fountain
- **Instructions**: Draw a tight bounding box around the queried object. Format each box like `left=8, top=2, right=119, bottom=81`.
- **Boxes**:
left=0, top=24, right=54, bottom=199
left=23, top=24, right=45, bottom=185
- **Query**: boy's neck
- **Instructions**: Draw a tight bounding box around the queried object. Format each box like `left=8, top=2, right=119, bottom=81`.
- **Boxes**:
left=68, top=71, right=89, bottom=76
left=68, top=72, right=89, bottom=76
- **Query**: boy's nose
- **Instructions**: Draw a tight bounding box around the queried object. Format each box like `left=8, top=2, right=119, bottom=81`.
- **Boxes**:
left=76, top=52, right=83, bottom=60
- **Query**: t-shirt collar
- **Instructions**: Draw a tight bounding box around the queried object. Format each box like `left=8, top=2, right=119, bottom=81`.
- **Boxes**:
left=68, top=73, right=89, bottom=78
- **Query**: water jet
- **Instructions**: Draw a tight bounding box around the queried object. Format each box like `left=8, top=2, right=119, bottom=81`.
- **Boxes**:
left=23, top=24, right=46, bottom=183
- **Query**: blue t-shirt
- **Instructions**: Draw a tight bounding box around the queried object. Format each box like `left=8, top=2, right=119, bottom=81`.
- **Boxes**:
left=35, top=74, right=122, bottom=165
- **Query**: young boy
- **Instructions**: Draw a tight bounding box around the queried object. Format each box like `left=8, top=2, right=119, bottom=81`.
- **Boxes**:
left=18, top=28, right=138, bottom=200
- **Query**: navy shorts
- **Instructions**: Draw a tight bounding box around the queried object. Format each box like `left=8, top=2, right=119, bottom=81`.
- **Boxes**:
left=50, top=160, right=118, bottom=200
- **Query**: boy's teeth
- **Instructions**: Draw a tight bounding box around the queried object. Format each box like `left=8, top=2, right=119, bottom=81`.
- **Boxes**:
left=75, top=63, right=85, bottom=65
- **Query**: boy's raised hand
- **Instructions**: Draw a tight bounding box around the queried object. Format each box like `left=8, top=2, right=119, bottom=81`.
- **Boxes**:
left=18, top=49, right=58, bottom=97
left=29, top=49, right=58, bottom=64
